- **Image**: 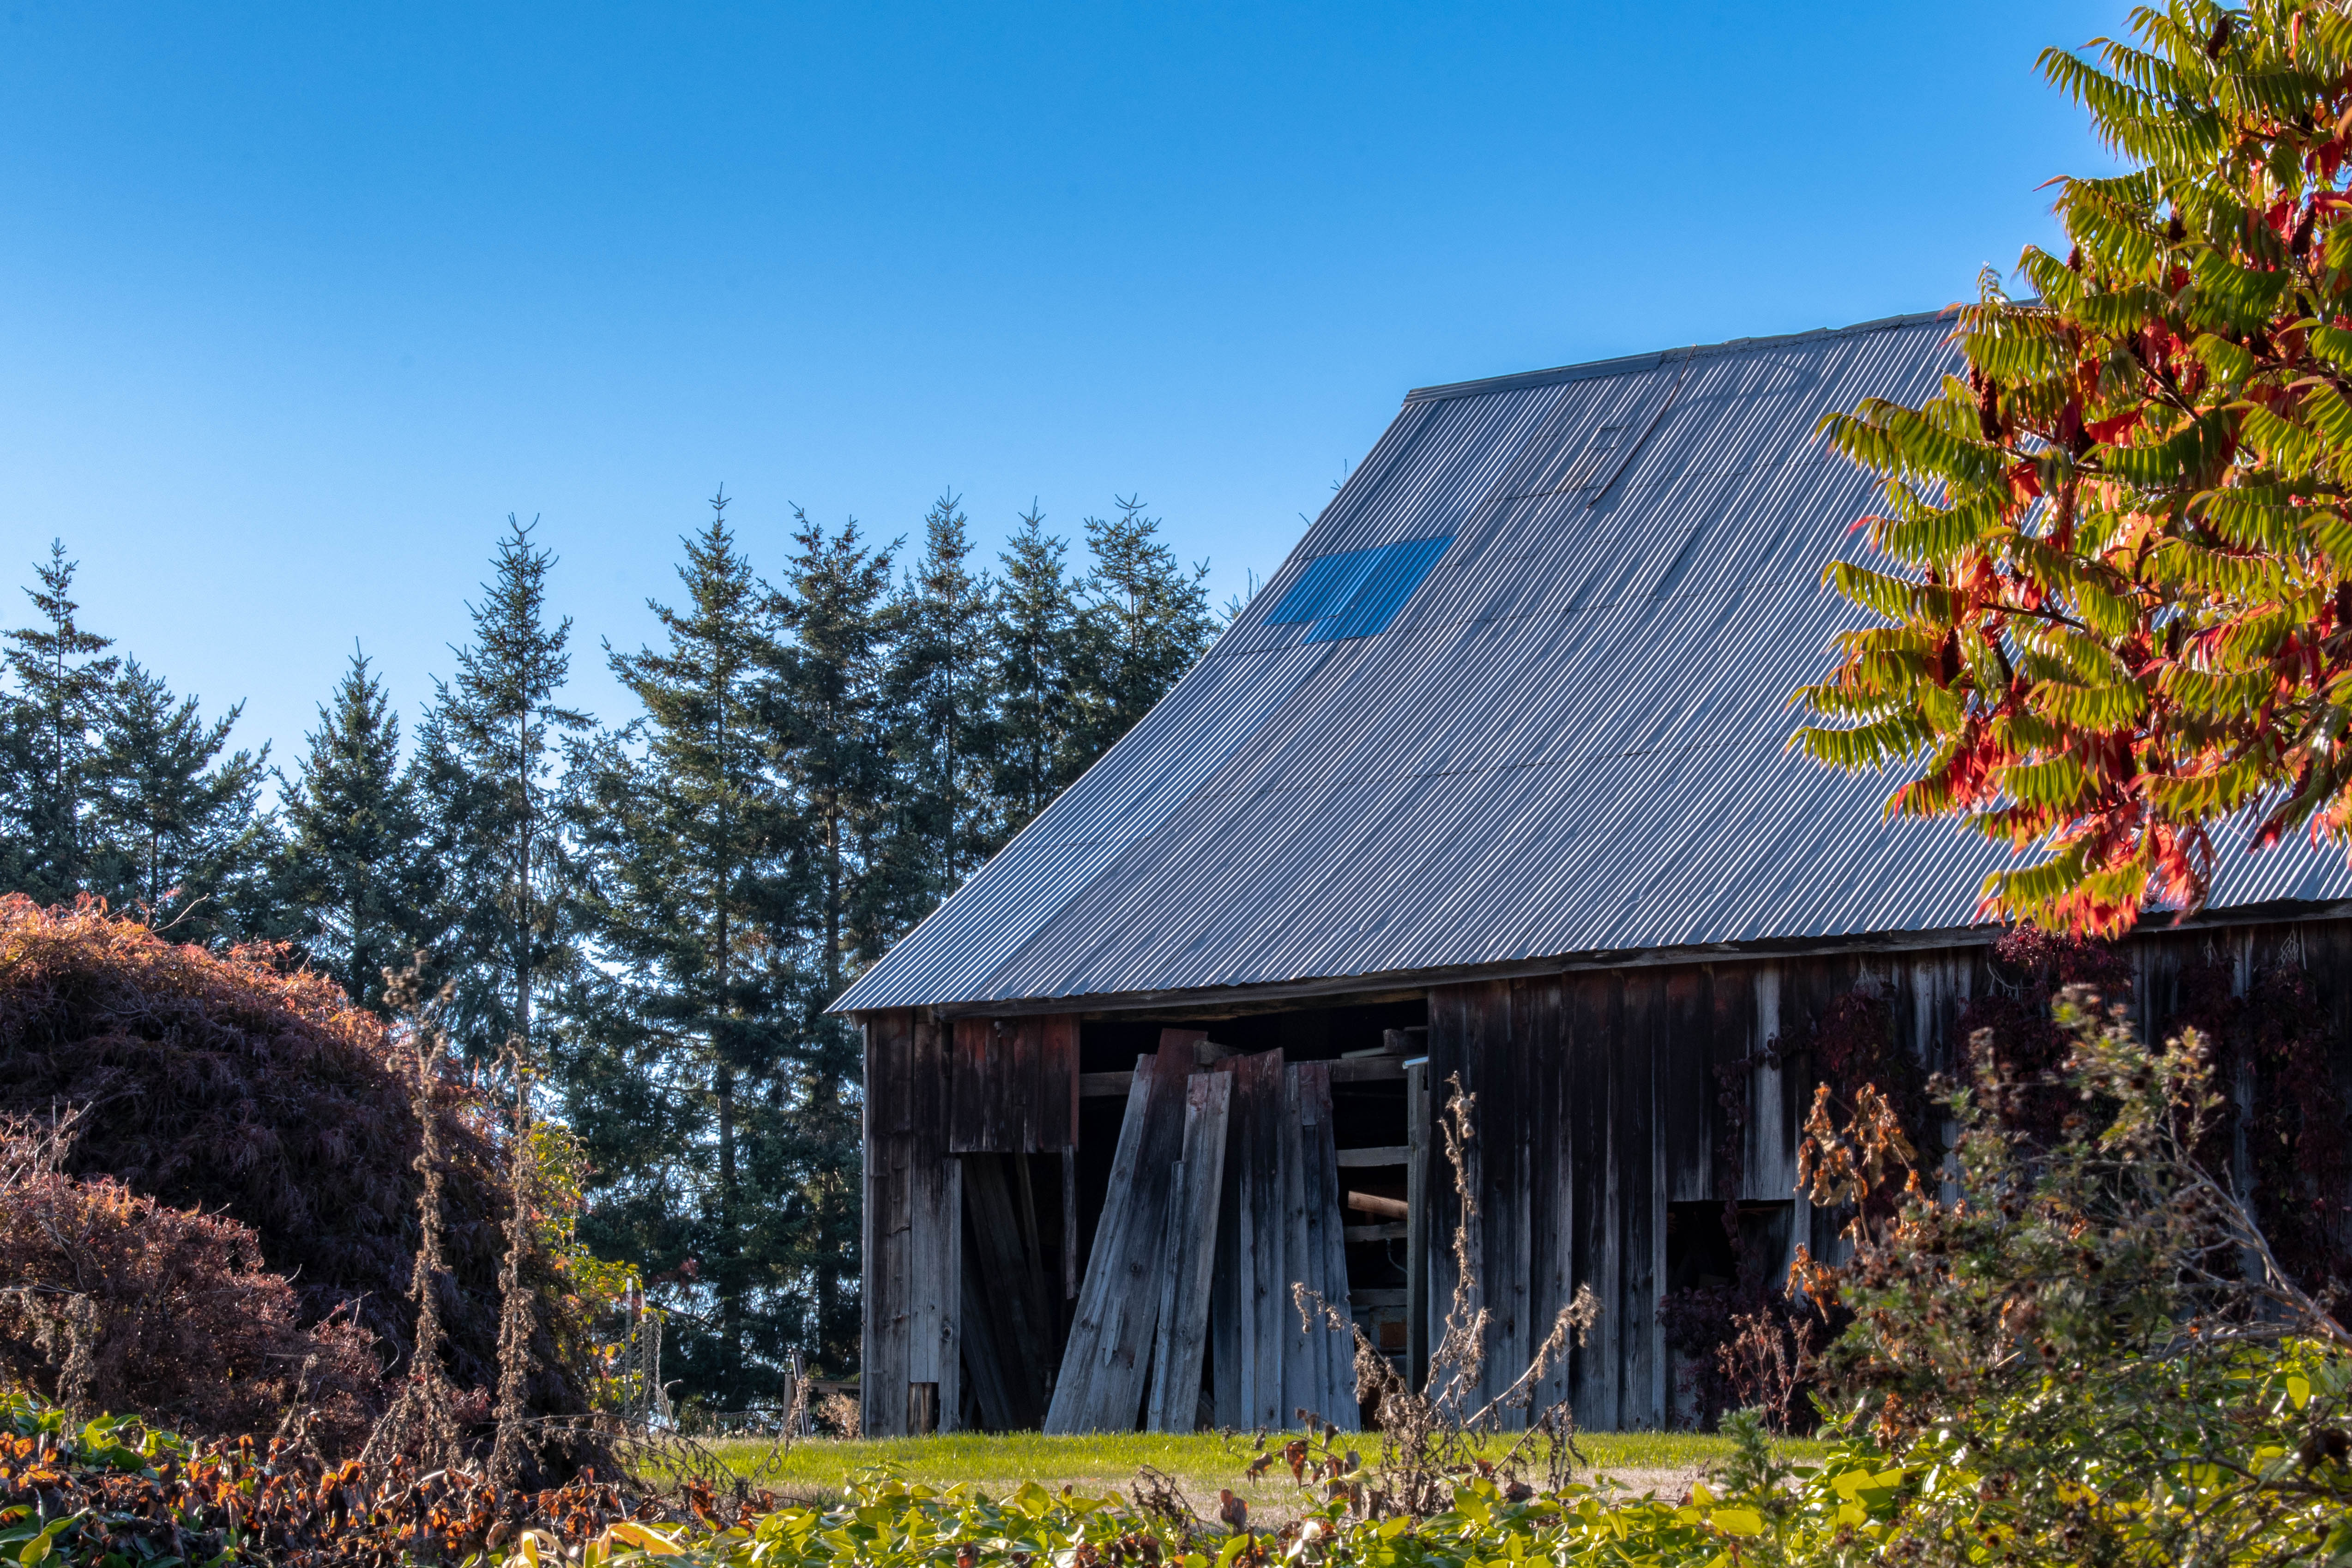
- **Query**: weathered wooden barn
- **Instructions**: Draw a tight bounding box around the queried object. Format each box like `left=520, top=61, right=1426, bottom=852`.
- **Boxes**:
left=834, top=311, right=2352, bottom=1437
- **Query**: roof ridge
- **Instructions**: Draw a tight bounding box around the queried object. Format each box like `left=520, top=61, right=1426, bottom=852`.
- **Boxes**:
left=1401, top=308, right=1954, bottom=405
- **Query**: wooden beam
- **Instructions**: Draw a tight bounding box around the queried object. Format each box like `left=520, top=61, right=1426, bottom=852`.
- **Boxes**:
left=1405, top=1060, right=1429, bottom=1392
left=1336, top=1145, right=1410, bottom=1167
left=1345, top=1221, right=1408, bottom=1242
left=1090, top=1055, right=1406, bottom=1099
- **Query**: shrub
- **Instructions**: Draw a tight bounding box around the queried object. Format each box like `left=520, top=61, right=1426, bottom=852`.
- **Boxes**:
left=0, top=897, right=589, bottom=1433
left=0, top=1111, right=379, bottom=1449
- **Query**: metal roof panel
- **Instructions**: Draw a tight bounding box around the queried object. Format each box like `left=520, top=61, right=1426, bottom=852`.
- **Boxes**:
left=832, top=312, right=2352, bottom=1013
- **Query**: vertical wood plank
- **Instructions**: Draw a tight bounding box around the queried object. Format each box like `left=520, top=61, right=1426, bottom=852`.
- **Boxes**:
left=1519, top=975, right=1572, bottom=1422
left=1146, top=1071, right=1232, bottom=1431
left=1008, top=1016, right=1042, bottom=1152
left=1293, top=1061, right=1357, bottom=1430
left=1572, top=972, right=1623, bottom=1429
left=1210, top=1049, right=1289, bottom=1430
left=1662, top=971, right=1711, bottom=1203
left=1423, top=988, right=1465, bottom=1407
left=1045, top=1034, right=1196, bottom=1432
left=1616, top=973, right=1660, bottom=1429
left=1280, top=1063, right=1314, bottom=1428
left=1405, top=1057, right=1430, bottom=1393
left=1041, top=1014, right=1082, bottom=1152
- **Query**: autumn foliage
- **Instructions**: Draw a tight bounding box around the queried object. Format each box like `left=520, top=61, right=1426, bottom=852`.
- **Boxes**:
left=1799, top=0, right=2352, bottom=936
left=0, top=1112, right=380, bottom=1451
left=0, top=896, right=589, bottom=1437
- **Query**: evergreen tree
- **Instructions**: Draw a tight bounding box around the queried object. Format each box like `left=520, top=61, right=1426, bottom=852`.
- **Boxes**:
left=430, top=516, right=590, bottom=1064
left=1, top=542, right=119, bottom=903
left=884, top=491, right=997, bottom=901
left=276, top=649, right=436, bottom=1014
left=987, top=506, right=1082, bottom=842
left=762, top=510, right=897, bottom=1369
left=566, top=491, right=802, bottom=1396
left=87, top=660, right=271, bottom=940
left=1069, top=495, right=1216, bottom=764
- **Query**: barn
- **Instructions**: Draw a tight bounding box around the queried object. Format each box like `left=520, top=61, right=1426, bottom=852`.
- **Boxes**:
left=833, top=310, right=2352, bottom=1437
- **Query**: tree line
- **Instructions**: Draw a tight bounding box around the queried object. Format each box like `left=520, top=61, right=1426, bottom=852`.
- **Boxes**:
left=0, top=490, right=1222, bottom=1403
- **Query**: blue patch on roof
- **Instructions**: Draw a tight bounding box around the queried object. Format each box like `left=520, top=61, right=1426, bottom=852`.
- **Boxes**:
left=1267, top=536, right=1452, bottom=642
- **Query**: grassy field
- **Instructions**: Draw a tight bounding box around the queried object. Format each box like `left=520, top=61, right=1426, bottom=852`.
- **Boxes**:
left=698, top=1429, right=1815, bottom=1507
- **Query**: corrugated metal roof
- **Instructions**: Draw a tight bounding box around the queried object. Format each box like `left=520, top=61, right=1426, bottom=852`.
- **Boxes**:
left=833, top=312, right=2352, bottom=1014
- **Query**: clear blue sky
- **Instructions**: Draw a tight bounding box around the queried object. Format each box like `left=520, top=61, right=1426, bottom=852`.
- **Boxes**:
left=0, top=2, right=2116, bottom=774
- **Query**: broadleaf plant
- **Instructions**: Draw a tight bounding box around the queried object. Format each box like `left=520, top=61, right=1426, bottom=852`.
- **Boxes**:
left=1798, top=0, right=2352, bottom=936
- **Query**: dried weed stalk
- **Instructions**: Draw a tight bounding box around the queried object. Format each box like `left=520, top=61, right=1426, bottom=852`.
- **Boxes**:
left=363, top=960, right=464, bottom=1471
left=489, top=1035, right=538, bottom=1485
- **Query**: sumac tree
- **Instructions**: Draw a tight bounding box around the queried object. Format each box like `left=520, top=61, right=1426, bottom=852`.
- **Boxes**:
left=1799, top=0, right=2352, bottom=935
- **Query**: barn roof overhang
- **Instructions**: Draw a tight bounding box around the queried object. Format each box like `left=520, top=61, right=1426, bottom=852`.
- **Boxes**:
left=843, top=896, right=2352, bottom=1025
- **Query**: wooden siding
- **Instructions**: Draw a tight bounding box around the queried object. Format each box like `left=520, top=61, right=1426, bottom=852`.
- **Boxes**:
left=1416, top=919, right=2352, bottom=1430
left=861, top=914, right=2352, bottom=1433
left=950, top=1015, right=1081, bottom=1153
left=862, top=1008, right=962, bottom=1437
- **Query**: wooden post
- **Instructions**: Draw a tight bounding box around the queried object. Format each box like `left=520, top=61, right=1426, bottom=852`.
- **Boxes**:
left=1062, top=1149, right=1079, bottom=1299
left=1405, top=1057, right=1429, bottom=1392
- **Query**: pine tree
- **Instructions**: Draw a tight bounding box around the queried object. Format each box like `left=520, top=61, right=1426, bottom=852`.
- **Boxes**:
left=87, top=660, right=271, bottom=942
left=276, top=649, right=436, bottom=1014
left=762, top=509, right=897, bottom=1369
left=1, top=542, right=119, bottom=903
left=884, top=491, right=997, bottom=901
left=987, top=506, right=1082, bottom=842
left=1070, top=495, right=1216, bottom=764
left=567, top=491, right=802, bottom=1397
left=430, top=516, right=591, bottom=1064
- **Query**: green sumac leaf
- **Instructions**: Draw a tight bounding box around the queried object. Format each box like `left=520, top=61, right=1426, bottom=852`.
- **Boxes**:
left=2196, top=482, right=2304, bottom=553
left=2191, top=332, right=2255, bottom=386
left=2028, top=679, right=2147, bottom=729
left=2296, top=380, right=2352, bottom=460
left=2001, top=754, right=2093, bottom=807
left=2237, top=404, right=2326, bottom=470
left=2308, top=323, right=2352, bottom=373
left=2162, top=662, right=2275, bottom=715
left=2147, top=752, right=2265, bottom=814
left=1822, top=561, right=1957, bottom=623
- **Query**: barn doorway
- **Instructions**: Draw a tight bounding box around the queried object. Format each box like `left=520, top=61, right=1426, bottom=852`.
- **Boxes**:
left=954, top=995, right=1429, bottom=1431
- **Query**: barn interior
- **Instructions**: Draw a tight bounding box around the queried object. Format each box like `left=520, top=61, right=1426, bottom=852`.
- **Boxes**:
left=951, top=994, right=1429, bottom=1434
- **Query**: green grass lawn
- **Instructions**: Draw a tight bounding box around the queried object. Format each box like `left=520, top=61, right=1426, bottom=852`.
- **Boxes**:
left=697, top=1429, right=1818, bottom=1506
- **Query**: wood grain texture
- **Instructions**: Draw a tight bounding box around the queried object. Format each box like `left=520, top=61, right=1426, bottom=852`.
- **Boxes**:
left=862, top=1010, right=962, bottom=1437
left=1211, top=1049, right=1288, bottom=1430
left=951, top=1014, right=1082, bottom=1152
left=1044, top=1034, right=1196, bottom=1432
left=960, top=1154, right=1057, bottom=1429
left=1145, top=1071, right=1232, bottom=1431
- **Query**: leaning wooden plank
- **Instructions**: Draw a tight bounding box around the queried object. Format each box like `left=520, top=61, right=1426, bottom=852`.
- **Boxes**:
left=959, top=1237, right=1018, bottom=1431
left=962, top=1154, right=1052, bottom=1428
left=1144, top=1161, right=1188, bottom=1433
left=1146, top=1071, right=1231, bottom=1431
left=1280, top=1064, right=1315, bottom=1428
left=1296, top=1061, right=1359, bottom=1430
left=1044, top=1035, right=1196, bottom=1432
left=1211, top=1049, right=1286, bottom=1430
left=1044, top=1059, right=1155, bottom=1431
